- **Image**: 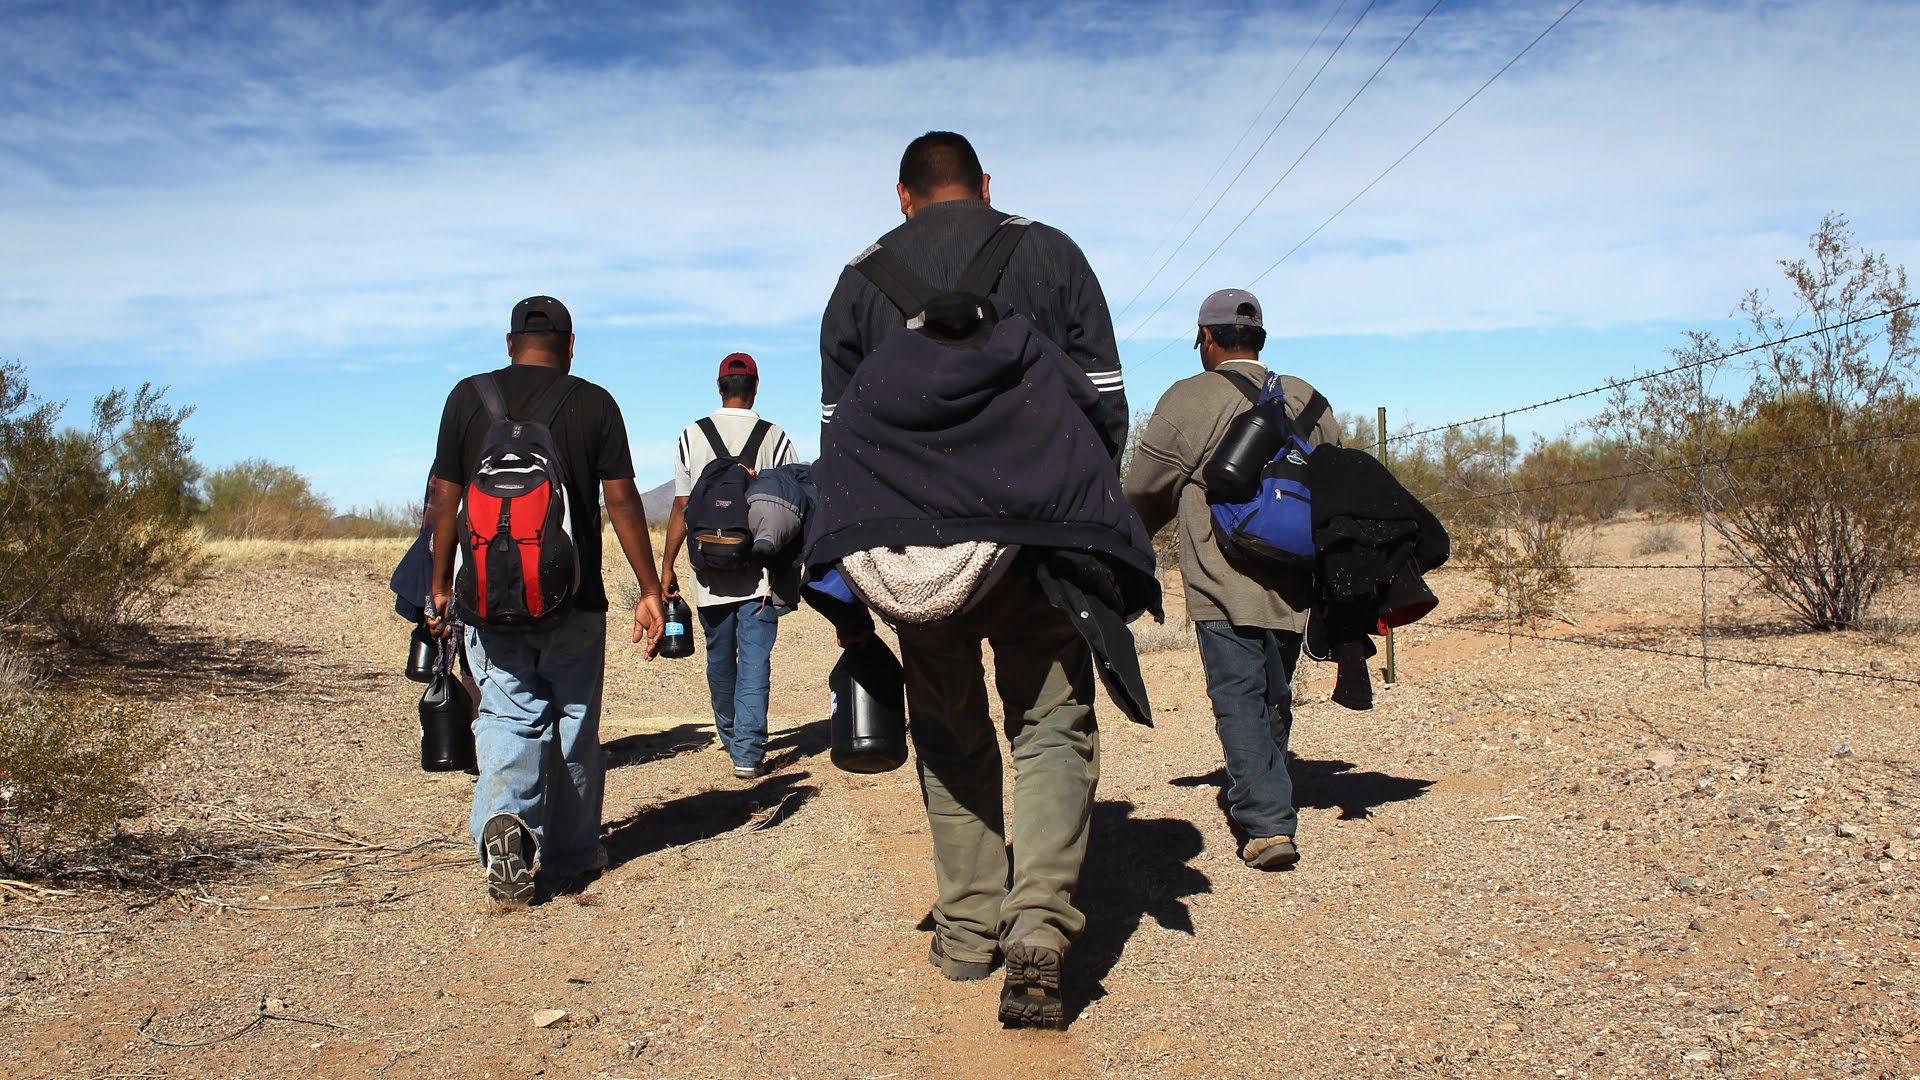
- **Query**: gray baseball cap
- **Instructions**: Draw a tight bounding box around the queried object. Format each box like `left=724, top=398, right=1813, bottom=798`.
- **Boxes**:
left=1197, top=288, right=1262, bottom=328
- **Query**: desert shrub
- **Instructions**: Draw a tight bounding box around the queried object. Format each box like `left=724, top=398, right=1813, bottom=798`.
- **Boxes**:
left=1632, top=522, right=1683, bottom=557
left=202, top=458, right=335, bottom=540
left=335, top=500, right=421, bottom=539
left=1857, top=609, right=1914, bottom=646
left=0, top=361, right=203, bottom=643
left=0, top=672, right=162, bottom=875
left=1599, top=212, right=1919, bottom=630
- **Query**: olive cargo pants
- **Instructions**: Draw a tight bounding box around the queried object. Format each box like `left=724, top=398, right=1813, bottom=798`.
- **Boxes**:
left=897, top=573, right=1100, bottom=962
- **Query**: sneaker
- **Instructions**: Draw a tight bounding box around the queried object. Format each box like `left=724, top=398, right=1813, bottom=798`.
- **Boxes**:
left=997, top=944, right=1066, bottom=1029
left=733, top=763, right=767, bottom=780
left=928, top=936, right=995, bottom=982
left=481, top=812, right=536, bottom=905
left=1242, top=834, right=1300, bottom=871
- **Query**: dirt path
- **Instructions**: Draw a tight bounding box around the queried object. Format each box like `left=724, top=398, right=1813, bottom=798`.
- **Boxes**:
left=3, top=525, right=1917, bottom=1079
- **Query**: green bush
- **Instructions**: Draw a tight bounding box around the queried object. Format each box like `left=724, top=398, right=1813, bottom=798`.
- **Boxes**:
left=1599, top=212, right=1918, bottom=629
left=201, top=458, right=335, bottom=540
left=0, top=666, right=162, bottom=876
left=0, top=361, right=203, bottom=643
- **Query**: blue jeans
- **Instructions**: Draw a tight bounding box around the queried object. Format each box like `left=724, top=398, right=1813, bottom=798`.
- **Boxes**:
left=464, top=609, right=607, bottom=877
left=697, top=598, right=785, bottom=769
left=1194, top=621, right=1301, bottom=841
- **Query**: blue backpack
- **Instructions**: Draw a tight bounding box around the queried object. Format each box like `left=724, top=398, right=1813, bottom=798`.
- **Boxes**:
left=1203, top=370, right=1329, bottom=572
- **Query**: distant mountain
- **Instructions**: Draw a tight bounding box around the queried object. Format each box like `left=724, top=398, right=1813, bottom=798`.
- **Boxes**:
left=641, top=479, right=675, bottom=522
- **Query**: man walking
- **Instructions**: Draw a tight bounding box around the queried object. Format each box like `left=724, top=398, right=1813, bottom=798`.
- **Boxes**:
left=1124, top=289, right=1340, bottom=871
left=660, top=352, right=798, bottom=781
left=817, top=131, right=1134, bottom=1028
left=427, top=295, right=666, bottom=904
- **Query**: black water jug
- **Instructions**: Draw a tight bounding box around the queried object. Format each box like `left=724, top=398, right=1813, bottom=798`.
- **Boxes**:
left=659, top=594, right=695, bottom=659
left=404, top=620, right=437, bottom=682
left=419, top=665, right=476, bottom=773
left=1202, top=398, right=1291, bottom=504
left=829, top=639, right=908, bottom=774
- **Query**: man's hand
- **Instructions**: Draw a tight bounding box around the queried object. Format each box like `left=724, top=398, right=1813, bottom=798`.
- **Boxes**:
left=663, top=571, right=679, bottom=597
left=427, top=587, right=456, bottom=637
left=632, top=593, right=665, bottom=659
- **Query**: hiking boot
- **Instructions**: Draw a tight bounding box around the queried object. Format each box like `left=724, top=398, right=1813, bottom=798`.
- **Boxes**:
left=733, top=762, right=768, bottom=781
left=1242, top=834, right=1300, bottom=871
left=928, top=936, right=995, bottom=982
left=481, top=812, right=536, bottom=905
left=998, top=944, right=1066, bottom=1030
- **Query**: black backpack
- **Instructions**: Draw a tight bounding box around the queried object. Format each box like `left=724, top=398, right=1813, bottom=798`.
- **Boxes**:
left=452, top=373, right=581, bottom=631
left=852, top=215, right=1029, bottom=325
left=685, top=417, right=771, bottom=573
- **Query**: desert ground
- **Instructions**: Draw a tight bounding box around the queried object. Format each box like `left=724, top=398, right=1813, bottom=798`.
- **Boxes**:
left=2, top=519, right=1917, bottom=1079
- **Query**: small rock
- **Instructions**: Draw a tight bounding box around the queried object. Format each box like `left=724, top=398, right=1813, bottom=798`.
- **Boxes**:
left=1495, top=1022, right=1521, bottom=1033
left=1711, top=1002, right=1742, bottom=1014
left=1648, top=750, right=1678, bottom=771
left=1689, top=918, right=1708, bottom=932
left=1837, top=822, right=1862, bottom=839
left=1831, top=744, right=1854, bottom=758
left=1683, top=1049, right=1714, bottom=1063
left=1887, top=838, right=1910, bottom=860
left=1673, top=877, right=1701, bottom=894
left=264, top=998, right=286, bottom=1014
left=533, top=1009, right=569, bottom=1029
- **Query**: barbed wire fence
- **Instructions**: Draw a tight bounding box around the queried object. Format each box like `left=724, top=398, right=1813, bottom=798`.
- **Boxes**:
left=1373, top=299, right=1920, bottom=693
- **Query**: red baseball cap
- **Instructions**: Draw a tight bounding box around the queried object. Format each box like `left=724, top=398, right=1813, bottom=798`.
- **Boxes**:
left=718, top=352, right=758, bottom=378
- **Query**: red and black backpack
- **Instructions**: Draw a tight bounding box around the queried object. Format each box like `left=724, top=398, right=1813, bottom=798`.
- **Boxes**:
left=452, top=373, right=581, bottom=631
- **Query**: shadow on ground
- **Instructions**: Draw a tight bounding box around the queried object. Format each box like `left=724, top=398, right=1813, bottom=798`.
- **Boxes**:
left=41, top=625, right=323, bottom=702
left=1069, top=799, right=1210, bottom=1023
left=603, top=722, right=715, bottom=769
left=600, top=772, right=817, bottom=868
left=1172, top=757, right=1433, bottom=823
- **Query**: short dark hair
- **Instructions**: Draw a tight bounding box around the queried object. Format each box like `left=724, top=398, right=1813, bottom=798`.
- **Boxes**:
left=1205, top=324, right=1266, bottom=354
left=717, top=373, right=757, bottom=400
left=508, top=331, right=568, bottom=357
left=899, top=131, right=985, bottom=198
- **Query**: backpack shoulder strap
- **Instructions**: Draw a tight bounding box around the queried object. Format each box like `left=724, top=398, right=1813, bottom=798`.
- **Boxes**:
left=694, top=417, right=733, bottom=461
left=738, top=419, right=772, bottom=464
left=1289, top=388, right=1331, bottom=444
left=526, top=374, right=581, bottom=427
left=1216, top=368, right=1261, bottom=406
left=954, top=216, right=1031, bottom=297
left=851, top=243, right=936, bottom=317
left=470, top=373, right=509, bottom=420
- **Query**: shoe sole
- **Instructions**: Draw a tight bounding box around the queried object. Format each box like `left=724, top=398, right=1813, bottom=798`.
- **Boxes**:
left=998, top=945, right=1065, bottom=1029
left=482, top=815, right=535, bottom=905
left=1245, top=841, right=1300, bottom=871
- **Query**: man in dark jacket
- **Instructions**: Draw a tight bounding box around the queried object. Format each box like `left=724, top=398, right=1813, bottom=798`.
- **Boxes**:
left=816, top=132, right=1129, bottom=1030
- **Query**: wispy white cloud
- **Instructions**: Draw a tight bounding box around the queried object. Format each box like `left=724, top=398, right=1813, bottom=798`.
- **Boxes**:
left=2, top=1, right=1915, bottom=504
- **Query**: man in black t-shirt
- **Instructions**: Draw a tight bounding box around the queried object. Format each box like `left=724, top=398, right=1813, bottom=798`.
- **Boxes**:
left=426, top=295, right=666, bottom=905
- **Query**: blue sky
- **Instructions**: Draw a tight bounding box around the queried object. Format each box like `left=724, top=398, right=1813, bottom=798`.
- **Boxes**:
left=4, top=0, right=1917, bottom=511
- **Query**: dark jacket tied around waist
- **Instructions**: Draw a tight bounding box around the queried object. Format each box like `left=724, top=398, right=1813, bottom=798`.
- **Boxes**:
left=806, top=309, right=1163, bottom=725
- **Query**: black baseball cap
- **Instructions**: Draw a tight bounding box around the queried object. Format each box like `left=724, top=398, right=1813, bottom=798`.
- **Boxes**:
left=511, top=295, right=572, bottom=335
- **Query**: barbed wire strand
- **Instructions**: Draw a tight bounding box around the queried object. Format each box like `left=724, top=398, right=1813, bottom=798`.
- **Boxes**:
left=1440, top=561, right=1920, bottom=572
left=1123, top=0, right=1444, bottom=347
left=1386, top=300, right=1920, bottom=444
left=1250, top=0, right=1586, bottom=289
left=1112, top=0, right=1360, bottom=326
left=1421, top=620, right=1920, bottom=688
left=1423, top=421, right=1920, bottom=509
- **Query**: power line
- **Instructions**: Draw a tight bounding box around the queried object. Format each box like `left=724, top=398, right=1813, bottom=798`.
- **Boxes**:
left=1387, top=300, right=1920, bottom=444
left=1123, top=0, right=1441, bottom=345
left=1249, top=0, right=1587, bottom=288
left=1113, top=0, right=1369, bottom=326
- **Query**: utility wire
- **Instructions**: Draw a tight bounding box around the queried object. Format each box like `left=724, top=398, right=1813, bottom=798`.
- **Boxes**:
left=1123, top=0, right=1438, bottom=345
left=1114, top=0, right=1364, bottom=325
left=1387, top=300, right=1920, bottom=444
left=1250, top=0, right=1586, bottom=288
